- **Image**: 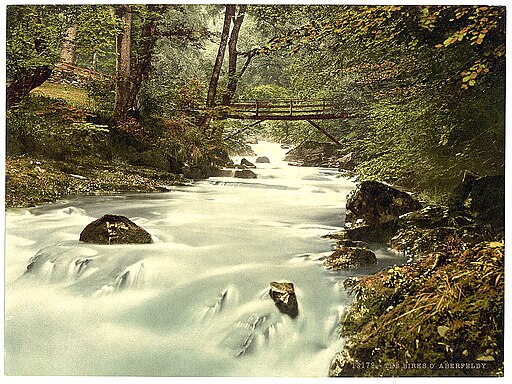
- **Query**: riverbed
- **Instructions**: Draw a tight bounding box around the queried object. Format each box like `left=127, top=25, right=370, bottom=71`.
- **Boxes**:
left=4, top=141, right=403, bottom=377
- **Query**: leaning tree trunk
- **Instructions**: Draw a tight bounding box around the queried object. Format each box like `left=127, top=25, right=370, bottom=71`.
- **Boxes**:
left=200, top=5, right=235, bottom=131
left=113, top=4, right=133, bottom=121
left=6, top=66, right=52, bottom=108
left=221, top=5, right=247, bottom=106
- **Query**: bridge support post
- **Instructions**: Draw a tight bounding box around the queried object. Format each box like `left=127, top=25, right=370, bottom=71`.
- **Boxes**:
left=225, top=120, right=263, bottom=140
left=306, top=120, right=343, bottom=147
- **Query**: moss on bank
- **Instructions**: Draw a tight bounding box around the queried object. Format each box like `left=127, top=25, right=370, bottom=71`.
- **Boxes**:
left=5, top=156, right=181, bottom=208
left=330, top=240, right=504, bottom=377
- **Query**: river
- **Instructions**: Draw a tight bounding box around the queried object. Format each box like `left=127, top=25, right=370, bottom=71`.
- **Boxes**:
left=4, top=141, right=403, bottom=377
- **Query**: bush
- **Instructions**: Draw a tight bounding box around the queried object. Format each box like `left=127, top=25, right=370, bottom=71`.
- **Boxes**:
left=6, top=95, right=111, bottom=161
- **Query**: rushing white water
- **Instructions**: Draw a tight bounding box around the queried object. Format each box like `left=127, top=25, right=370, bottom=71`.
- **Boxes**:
left=4, top=141, right=403, bottom=377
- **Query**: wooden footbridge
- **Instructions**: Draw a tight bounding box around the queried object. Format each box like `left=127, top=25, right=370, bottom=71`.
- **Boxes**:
left=229, top=99, right=357, bottom=120
left=52, top=61, right=357, bottom=146
left=227, top=99, right=360, bottom=146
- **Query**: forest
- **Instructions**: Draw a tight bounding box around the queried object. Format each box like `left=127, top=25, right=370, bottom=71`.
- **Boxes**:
left=6, top=4, right=505, bottom=201
left=4, top=4, right=506, bottom=378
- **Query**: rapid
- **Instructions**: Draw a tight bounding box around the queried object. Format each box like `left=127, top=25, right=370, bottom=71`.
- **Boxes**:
left=4, top=141, right=402, bottom=377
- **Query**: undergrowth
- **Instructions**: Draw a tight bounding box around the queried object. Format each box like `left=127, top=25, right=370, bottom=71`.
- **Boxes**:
left=334, top=238, right=504, bottom=377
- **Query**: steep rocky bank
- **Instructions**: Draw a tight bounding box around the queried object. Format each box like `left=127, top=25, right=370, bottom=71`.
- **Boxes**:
left=284, top=140, right=358, bottom=171
left=326, top=178, right=504, bottom=377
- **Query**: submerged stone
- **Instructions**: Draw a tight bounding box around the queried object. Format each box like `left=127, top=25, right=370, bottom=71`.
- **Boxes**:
left=79, top=214, right=152, bottom=244
left=269, top=281, right=299, bottom=318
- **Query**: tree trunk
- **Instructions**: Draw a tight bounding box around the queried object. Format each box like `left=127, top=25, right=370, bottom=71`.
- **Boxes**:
left=205, top=5, right=235, bottom=109
left=113, top=4, right=133, bottom=121
left=60, top=24, right=78, bottom=65
left=124, top=6, right=160, bottom=115
left=92, top=51, right=99, bottom=71
left=113, top=5, right=163, bottom=122
left=222, top=5, right=247, bottom=106
left=6, top=66, right=52, bottom=108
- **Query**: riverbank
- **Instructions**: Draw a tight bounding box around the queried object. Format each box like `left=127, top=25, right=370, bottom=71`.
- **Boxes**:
left=330, top=240, right=504, bottom=377
left=325, top=179, right=505, bottom=377
left=5, top=156, right=182, bottom=208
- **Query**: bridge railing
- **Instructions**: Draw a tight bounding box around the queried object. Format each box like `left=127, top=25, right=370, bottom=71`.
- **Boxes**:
left=230, top=98, right=338, bottom=117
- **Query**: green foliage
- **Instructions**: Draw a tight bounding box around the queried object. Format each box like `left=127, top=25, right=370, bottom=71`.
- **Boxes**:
left=6, top=95, right=111, bottom=161
left=6, top=5, right=65, bottom=82
left=87, top=77, right=116, bottom=115
left=256, top=5, right=505, bottom=196
left=137, top=6, right=212, bottom=117
left=6, top=5, right=123, bottom=82
left=74, top=5, right=122, bottom=59
left=240, top=83, right=290, bottom=100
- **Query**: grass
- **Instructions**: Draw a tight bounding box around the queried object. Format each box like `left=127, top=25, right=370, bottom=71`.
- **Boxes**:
left=331, top=239, right=504, bottom=377
left=30, top=82, right=95, bottom=110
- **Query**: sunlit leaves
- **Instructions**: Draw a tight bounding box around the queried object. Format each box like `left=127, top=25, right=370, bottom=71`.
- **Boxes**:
left=460, top=61, right=489, bottom=90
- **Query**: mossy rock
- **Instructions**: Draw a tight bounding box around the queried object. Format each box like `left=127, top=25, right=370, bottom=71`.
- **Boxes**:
left=79, top=214, right=152, bottom=244
left=324, top=246, right=377, bottom=270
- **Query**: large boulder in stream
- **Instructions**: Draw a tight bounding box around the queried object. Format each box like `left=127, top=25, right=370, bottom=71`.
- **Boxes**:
left=323, top=246, right=377, bottom=270
left=269, top=281, right=299, bottom=318
left=234, top=169, right=257, bottom=179
left=240, top=158, right=256, bottom=168
left=346, top=181, right=422, bottom=229
left=79, top=214, right=152, bottom=244
left=255, top=156, right=270, bottom=164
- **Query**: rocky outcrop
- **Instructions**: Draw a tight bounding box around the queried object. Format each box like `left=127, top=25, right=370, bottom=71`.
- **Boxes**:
left=79, top=214, right=152, bottom=244
left=283, top=141, right=361, bottom=168
left=284, top=141, right=342, bottom=167
left=234, top=169, right=257, bottom=179
left=209, top=148, right=234, bottom=168
left=269, top=281, right=299, bottom=318
left=334, top=181, right=423, bottom=243
left=324, top=246, right=377, bottom=270
left=338, top=152, right=357, bottom=171
left=255, top=156, right=270, bottom=163
left=329, top=174, right=505, bottom=377
left=345, top=181, right=422, bottom=228
left=452, top=173, right=505, bottom=230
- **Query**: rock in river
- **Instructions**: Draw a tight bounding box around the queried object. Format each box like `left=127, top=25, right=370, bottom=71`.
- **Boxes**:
left=79, top=214, right=152, bottom=244
left=240, top=158, right=256, bottom=168
left=323, top=246, right=377, bottom=270
left=234, top=169, right=257, bottom=179
left=255, top=156, right=270, bottom=163
left=269, top=281, right=299, bottom=318
left=346, top=180, right=422, bottom=228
